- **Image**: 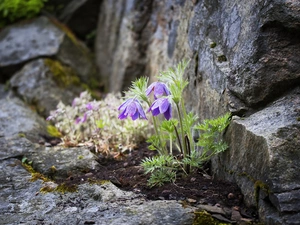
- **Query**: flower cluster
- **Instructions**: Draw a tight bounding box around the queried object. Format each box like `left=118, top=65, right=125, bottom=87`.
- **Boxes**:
left=47, top=91, right=150, bottom=154
left=118, top=82, right=172, bottom=121
left=118, top=60, right=231, bottom=187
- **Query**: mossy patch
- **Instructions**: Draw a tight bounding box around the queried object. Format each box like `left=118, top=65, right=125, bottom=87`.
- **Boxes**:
left=22, top=163, right=51, bottom=182
left=88, top=178, right=110, bottom=186
left=44, top=58, right=80, bottom=88
left=47, top=125, right=62, bottom=138
left=217, top=55, right=227, bottom=62
left=54, top=183, right=78, bottom=193
left=254, top=180, right=270, bottom=206
left=210, top=42, right=217, bottom=48
left=193, top=210, right=230, bottom=225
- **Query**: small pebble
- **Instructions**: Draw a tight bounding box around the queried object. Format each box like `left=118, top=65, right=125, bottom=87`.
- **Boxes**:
left=187, top=198, right=197, bottom=203
left=228, top=193, right=235, bottom=199
left=190, top=177, right=196, bottom=182
left=85, top=172, right=93, bottom=177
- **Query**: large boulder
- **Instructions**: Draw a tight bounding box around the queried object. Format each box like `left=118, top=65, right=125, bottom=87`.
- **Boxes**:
left=0, top=16, right=98, bottom=85
left=25, top=146, right=101, bottom=180
left=0, top=94, right=47, bottom=143
left=0, top=158, right=195, bottom=225
left=10, top=58, right=83, bottom=117
left=95, top=0, right=154, bottom=92
left=213, top=87, right=300, bottom=224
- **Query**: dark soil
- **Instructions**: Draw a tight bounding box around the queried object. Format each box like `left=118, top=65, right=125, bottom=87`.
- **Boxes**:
left=56, top=142, right=258, bottom=220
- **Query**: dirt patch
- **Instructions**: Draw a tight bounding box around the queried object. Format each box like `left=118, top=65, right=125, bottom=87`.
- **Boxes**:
left=55, top=142, right=258, bottom=221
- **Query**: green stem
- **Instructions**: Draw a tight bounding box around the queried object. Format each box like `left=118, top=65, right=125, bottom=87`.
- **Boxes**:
left=169, top=133, right=172, bottom=156
left=180, top=98, right=195, bottom=152
left=146, top=100, right=167, bottom=155
left=152, top=116, right=166, bottom=155
left=176, top=103, right=187, bottom=158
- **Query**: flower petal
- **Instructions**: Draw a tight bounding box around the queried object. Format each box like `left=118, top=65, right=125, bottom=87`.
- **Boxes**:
left=163, top=104, right=172, bottom=120
left=118, top=98, right=132, bottom=111
left=135, top=100, right=147, bottom=119
left=159, top=98, right=170, bottom=114
left=131, top=110, right=139, bottom=120
left=118, top=109, right=128, bottom=120
left=151, top=107, right=160, bottom=116
left=145, top=82, right=157, bottom=96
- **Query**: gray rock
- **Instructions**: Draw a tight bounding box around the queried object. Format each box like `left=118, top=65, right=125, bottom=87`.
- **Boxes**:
left=196, top=204, right=226, bottom=216
left=10, top=58, right=83, bottom=117
left=0, top=16, right=98, bottom=84
left=95, top=0, right=153, bottom=92
left=0, top=158, right=195, bottom=225
left=25, top=146, right=100, bottom=180
left=212, top=87, right=300, bottom=224
left=0, top=96, right=47, bottom=142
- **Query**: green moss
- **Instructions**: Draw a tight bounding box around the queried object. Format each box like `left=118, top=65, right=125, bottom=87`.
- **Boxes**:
left=193, top=211, right=230, bottom=225
left=88, top=178, right=110, bottom=186
left=54, top=183, right=78, bottom=193
left=40, top=182, right=78, bottom=194
left=78, top=155, right=84, bottom=160
left=44, top=59, right=80, bottom=88
left=47, top=125, right=62, bottom=138
left=22, top=163, right=51, bottom=182
left=210, top=42, right=217, bottom=48
left=254, top=180, right=270, bottom=207
left=217, top=55, right=227, bottom=62
left=18, top=132, right=26, bottom=138
left=0, top=0, right=46, bottom=28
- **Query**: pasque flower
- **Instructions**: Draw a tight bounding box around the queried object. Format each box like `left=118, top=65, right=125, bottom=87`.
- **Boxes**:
left=148, top=97, right=172, bottom=120
left=118, top=98, right=147, bottom=120
left=146, top=82, right=170, bottom=99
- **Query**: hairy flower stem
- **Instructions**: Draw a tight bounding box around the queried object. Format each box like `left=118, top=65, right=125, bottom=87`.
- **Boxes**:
left=169, top=134, right=173, bottom=156
left=180, top=98, right=195, bottom=152
left=175, top=103, right=187, bottom=158
left=146, top=99, right=167, bottom=155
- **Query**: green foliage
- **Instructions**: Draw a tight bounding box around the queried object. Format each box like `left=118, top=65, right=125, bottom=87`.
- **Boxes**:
left=121, top=60, right=231, bottom=187
left=0, top=0, right=47, bottom=27
left=195, top=113, right=231, bottom=161
left=47, top=91, right=151, bottom=154
left=141, top=155, right=177, bottom=187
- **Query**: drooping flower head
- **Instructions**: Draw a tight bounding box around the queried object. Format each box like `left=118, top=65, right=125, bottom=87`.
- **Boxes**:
left=146, top=82, right=171, bottom=99
left=118, top=98, right=147, bottom=120
left=148, top=97, right=172, bottom=120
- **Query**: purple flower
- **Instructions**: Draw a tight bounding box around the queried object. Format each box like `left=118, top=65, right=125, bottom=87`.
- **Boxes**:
left=118, top=98, right=147, bottom=120
left=146, top=82, right=170, bottom=99
left=72, top=99, right=77, bottom=107
left=148, top=97, right=172, bottom=120
left=86, top=102, right=93, bottom=110
left=75, top=113, right=88, bottom=124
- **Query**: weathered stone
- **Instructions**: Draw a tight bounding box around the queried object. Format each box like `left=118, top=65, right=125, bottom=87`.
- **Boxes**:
left=212, top=87, right=300, bottom=224
left=0, top=97, right=47, bottom=142
left=95, top=0, right=154, bottom=92
left=0, top=158, right=195, bottom=225
left=25, top=146, right=100, bottom=180
left=0, top=16, right=98, bottom=84
left=196, top=204, right=226, bottom=216
left=10, top=58, right=83, bottom=117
